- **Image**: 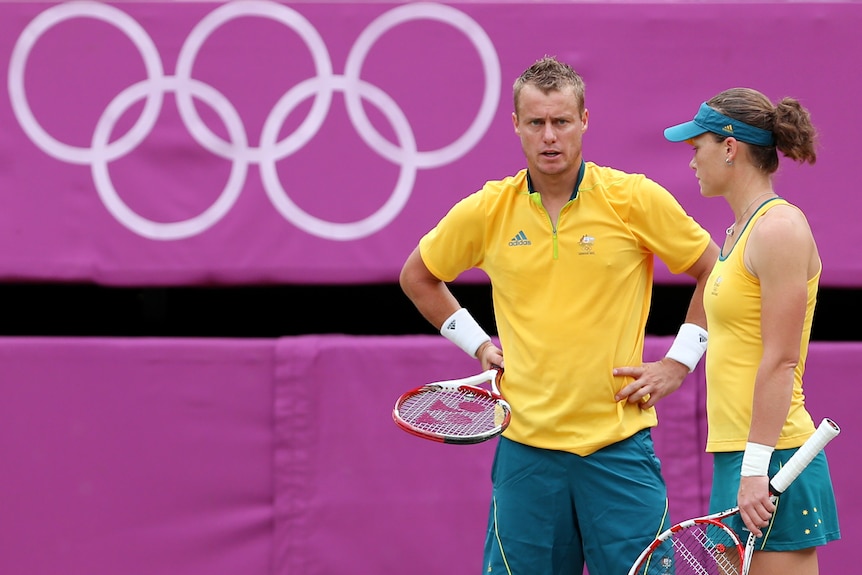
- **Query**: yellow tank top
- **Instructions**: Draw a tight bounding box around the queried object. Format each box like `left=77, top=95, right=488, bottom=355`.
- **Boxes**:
left=703, top=198, right=818, bottom=452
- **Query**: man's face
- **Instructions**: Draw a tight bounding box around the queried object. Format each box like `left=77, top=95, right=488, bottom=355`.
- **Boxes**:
left=512, top=84, right=588, bottom=177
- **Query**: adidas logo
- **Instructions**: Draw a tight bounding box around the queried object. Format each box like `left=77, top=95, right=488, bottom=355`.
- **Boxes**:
left=699, top=334, right=708, bottom=343
left=722, top=124, right=734, bottom=134
left=508, top=230, right=532, bottom=246
left=445, top=319, right=457, bottom=331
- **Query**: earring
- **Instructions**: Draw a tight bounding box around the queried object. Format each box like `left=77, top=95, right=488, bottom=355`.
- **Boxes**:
left=725, top=158, right=733, bottom=166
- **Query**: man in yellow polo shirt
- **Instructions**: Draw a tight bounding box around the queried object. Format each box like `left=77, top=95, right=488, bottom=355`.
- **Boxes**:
left=399, top=56, right=719, bottom=575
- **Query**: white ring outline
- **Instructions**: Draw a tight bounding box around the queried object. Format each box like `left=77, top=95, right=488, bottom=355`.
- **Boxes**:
left=344, top=2, right=501, bottom=168
left=92, top=77, right=249, bottom=240
left=260, top=75, right=417, bottom=240
left=8, top=1, right=500, bottom=240
left=174, top=0, right=334, bottom=164
left=8, top=1, right=165, bottom=164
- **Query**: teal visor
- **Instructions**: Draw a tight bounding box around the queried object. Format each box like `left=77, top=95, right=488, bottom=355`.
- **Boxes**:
left=664, top=102, right=775, bottom=146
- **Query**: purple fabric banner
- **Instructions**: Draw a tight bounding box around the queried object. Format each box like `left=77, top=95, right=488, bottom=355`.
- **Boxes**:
left=0, top=335, right=855, bottom=575
left=1, top=1, right=860, bottom=286
left=0, top=338, right=275, bottom=575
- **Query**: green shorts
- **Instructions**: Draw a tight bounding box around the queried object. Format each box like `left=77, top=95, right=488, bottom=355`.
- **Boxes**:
left=483, top=430, right=670, bottom=575
left=710, top=448, right=841, bottom=551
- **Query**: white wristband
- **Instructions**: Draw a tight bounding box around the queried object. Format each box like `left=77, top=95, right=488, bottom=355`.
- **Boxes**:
left=741, top=442, right=774, bottom=477
left=440, top=308, right=491, bottom=359
left=665, top=323, right=708, bottom=372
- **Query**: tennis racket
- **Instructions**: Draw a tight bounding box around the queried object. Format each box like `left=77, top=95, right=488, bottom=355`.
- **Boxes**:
left=392, top=365, right=510, bottom=445
left=628, top=417, right=840, bottom=575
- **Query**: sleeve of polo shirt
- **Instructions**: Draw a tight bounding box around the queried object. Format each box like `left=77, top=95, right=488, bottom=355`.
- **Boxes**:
left=628, top=177, right=712, bottom=275
left=418, top=190, right=487, bottom=282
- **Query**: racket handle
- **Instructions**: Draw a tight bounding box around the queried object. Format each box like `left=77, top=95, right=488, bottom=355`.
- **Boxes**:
left=769, top=418, right=840, bottom=494
left=489, top=364, right=503, bottom=396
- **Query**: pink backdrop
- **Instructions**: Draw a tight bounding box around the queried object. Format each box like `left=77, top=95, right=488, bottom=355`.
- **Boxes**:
left=1, top=1, right=860, bottom=286
left=0, top=336, right=855, bottom=575
left=0, top=2, right=858, bottom=574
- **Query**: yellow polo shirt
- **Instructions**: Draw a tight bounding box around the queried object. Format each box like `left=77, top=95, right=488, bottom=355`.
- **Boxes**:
left=420, top=162, right=711, bottom=455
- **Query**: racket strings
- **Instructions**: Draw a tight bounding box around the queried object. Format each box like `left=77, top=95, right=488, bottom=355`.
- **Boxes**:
left=640, top=526, right=741, bottom=575
left=399, top=388, right=504, bottom=437
left=669, top=526, right=741, bottom=575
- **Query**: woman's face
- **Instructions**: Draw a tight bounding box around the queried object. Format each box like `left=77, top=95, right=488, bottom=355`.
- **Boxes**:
left=688, top=133, right=729, bottom=198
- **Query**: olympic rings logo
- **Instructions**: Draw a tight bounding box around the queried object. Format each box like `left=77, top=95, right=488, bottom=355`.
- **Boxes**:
left=8, top=1, right=501, bottom=240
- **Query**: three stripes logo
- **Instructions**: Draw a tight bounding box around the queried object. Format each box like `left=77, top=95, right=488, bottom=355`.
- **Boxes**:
left=508, top=230, right=531, bottom=246
left=722, top=124, right=734, bottom=134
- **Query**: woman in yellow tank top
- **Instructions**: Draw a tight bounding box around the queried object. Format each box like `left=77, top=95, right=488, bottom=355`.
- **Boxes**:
left=664, top=89, right=840, bottom=575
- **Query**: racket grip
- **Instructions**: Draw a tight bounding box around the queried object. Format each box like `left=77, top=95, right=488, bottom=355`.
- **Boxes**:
left=769, top=418, right=840, bottom=494
left=490, top=364, right=503, bottom=395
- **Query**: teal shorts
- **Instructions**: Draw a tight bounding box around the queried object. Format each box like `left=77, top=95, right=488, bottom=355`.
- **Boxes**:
left=710, top=448, right=841, bottom=551
left=483, top=430, right=671, bottom=575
